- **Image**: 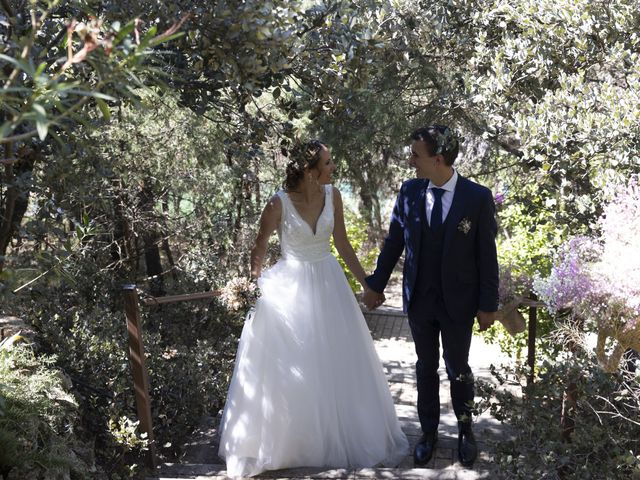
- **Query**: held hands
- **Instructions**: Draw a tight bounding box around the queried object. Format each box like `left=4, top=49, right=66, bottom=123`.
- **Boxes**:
left=362, top=285, right=385, bottom=310
left=477, top=310, right=497, bottom=332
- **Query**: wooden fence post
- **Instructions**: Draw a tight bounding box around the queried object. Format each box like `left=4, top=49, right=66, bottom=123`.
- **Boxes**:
left=527, top=292, right=538, bottom=386
left=122, top=284, right=157, bottom=470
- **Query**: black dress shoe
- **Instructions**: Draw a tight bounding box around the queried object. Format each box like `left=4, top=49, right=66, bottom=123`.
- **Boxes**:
left=414, top=430, right=438, bottom=466
left=458, top=423, right=478, bottom=467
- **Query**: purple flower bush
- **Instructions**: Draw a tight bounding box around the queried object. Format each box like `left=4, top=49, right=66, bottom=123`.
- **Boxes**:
left=533, top=177, right=640, bottom=370
left=532, top=236, right=601, bottom=314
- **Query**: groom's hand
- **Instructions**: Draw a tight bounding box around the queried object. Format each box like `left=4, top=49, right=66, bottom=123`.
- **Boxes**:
left=477, top=310, right=497, bottom=332
left=362, top=286, right=385, bottom=310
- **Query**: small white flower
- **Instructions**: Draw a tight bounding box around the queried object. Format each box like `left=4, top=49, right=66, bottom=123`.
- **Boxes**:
left=458, top=218, right=472, bottom=235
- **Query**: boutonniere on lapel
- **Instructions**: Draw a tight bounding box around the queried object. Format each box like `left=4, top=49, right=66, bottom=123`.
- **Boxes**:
left=458, top=217, right=472, bottom=235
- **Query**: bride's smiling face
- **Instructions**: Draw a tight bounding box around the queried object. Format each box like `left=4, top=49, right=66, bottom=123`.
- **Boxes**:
left=312, top=147, right=336, bottom=184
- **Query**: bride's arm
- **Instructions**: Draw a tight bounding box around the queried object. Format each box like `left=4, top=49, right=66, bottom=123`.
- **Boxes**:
left=250, top=195, right=281, bottom=279
left=332, top=187, right=367, bottom=290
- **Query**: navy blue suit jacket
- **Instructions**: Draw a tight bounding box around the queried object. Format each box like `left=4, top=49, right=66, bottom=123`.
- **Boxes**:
left=366, top=176, right=499, bottom=320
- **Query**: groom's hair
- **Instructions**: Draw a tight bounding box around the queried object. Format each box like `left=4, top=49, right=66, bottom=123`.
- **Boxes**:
left=411, top=125, right=459, bottom=166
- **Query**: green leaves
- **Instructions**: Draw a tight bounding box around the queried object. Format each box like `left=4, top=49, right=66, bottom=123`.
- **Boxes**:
left=0, top=53, right=36, bottom=77
left=33, top=103, right=49, bottom=141
left=112, top=19, right=137, bottom=47
left=1, top=5, right=184, bottom=145
left=96, top=98, right=111, bottom=120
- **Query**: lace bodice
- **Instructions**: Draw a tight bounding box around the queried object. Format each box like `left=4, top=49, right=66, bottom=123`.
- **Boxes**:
left=277, top=185, right=334, bottom=262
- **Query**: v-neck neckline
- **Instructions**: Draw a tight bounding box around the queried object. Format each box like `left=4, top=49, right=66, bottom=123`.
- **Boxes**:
left=286, top=187, right=327, bottom=236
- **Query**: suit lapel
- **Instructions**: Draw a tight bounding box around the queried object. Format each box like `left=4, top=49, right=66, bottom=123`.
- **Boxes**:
left=443, top=176, right=468, bottom=257
left=412, top=180, right=428, bottom=247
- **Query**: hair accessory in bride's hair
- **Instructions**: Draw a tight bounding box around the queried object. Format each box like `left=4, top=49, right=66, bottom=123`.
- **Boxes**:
left=283, top=139, right=326, bottom=190
left=288, top=140, right=324, bottom=167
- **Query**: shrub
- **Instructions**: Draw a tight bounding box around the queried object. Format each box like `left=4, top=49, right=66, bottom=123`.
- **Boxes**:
left=533, top=177, right=640, bottom=372
left=0, top=340, right=94, bottom=479
left=330, top=209, right=379, bottom=293
left=477, top=352, right=640, bottom=479
left=6, top=256, right=244, bottom=476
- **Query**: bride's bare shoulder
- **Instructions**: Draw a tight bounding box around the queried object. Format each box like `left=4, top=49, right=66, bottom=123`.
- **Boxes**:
left=261, top=194, right=283, bottom=219
left=331, top=186, right=344, bottom=205
left=268, top=193, right=283, bottom=205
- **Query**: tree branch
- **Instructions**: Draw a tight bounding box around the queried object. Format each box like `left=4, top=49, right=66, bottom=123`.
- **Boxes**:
left=0, top=95, right=90, bottom=144
left=0, top=0, right=13, bottom=18
left=454, top=106, right=524, bottom=158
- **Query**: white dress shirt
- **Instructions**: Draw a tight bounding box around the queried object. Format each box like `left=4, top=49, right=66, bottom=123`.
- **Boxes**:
left=426, top=169, right=458, bottom=227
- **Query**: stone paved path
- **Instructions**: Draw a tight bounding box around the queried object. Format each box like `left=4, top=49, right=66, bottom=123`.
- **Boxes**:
left=364, top=307, right=512, bottom=473
left=152, top=301, right=515, bottom=479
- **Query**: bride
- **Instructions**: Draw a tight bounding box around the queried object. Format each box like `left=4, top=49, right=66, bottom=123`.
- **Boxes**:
left=218, top=140, right=409, bottom=477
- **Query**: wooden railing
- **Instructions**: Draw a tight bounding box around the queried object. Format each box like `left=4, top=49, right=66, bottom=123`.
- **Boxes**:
left=525, top=294, right=540, bottom=386
left=497, top=293, right=544, bottom=385
left=121, top=284, right=219, bottom=469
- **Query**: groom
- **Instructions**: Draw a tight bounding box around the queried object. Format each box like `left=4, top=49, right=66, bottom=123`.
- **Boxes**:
left=363, top=125, right=499, bottom=468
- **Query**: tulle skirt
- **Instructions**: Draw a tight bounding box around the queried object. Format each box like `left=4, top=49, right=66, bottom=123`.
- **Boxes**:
left=218, top=254, right=409, bottom=477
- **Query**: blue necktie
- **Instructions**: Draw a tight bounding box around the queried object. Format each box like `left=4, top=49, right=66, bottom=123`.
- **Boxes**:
left=430, top=188, right=445, bottom=231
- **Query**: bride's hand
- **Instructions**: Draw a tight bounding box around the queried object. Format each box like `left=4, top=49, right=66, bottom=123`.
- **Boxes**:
left=362, top=286, right=385, bottom=310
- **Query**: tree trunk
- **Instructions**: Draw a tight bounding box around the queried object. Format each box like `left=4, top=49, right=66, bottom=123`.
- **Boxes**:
left=0, top=144, right=38, bottom=273
left=560, top=311, right=583, bottom=443
left=0, top=143, right=17, bottom=274
left=356, top=180, right=383, bottom=237
left=138, top=179, right=164, bottom=296
left=232, top=179, right=243, bottom=246
left=560, top=379, right=577, bottom=442
left=143, top=235, right=164, bottom=295
left=370, top=190, right=383, bottom=237
left=111, top=186, right=138, bottom=274
left=161, top=198, right=178, bottom=281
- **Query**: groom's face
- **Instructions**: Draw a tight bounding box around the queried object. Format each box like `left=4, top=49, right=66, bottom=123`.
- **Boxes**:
left=409, top=140, right=436, bottom=179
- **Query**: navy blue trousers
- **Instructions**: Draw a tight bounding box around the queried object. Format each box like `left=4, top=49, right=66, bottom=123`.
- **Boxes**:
left=407, top=289, right=475, bottom=433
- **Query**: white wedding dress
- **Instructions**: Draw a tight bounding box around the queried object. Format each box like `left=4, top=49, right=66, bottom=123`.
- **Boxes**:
left=218, top=185, right=408, bottom=478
